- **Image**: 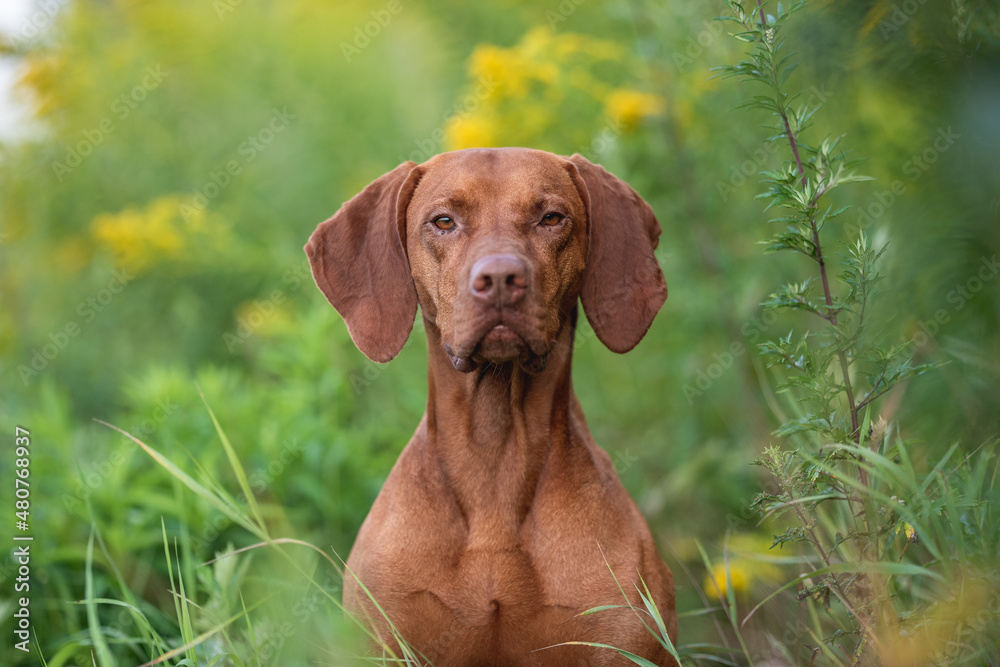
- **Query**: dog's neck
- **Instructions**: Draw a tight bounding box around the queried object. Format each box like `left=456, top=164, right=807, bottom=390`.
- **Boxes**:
left=422, top=313, right=581, bottom=547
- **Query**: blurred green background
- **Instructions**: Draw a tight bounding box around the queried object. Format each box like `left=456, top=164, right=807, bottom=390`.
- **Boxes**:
left=1, top=0, right=998, bottom=664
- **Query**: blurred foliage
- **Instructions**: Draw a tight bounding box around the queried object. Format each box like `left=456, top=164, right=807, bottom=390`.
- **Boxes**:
left=0, top=0, right=998, bottom=664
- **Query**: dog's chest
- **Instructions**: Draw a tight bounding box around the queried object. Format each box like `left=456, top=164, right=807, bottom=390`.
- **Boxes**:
left=435, top=542, right=548, bottom=621
left=350, top=443, right=658, bottom=664
left=396, top=495, right=623, bottom=617
left=393, top=535, right=603, bottom=665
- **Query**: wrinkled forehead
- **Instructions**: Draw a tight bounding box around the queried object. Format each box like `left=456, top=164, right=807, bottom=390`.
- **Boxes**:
left=409, top=149, right=584, bottom=218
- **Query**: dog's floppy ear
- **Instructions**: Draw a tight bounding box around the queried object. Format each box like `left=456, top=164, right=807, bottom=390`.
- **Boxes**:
left=305, top=161, right=422, bottom=362
left=566, top=154, right=668, bottom=353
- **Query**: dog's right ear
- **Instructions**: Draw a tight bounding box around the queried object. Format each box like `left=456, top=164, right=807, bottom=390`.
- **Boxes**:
left=305, top=161, right=422, bottom=363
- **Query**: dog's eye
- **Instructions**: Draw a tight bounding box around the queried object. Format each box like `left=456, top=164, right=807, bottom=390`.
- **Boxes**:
left=540, top=213, right=564, bottom=227
left=432, top=216, right=455, bottom=231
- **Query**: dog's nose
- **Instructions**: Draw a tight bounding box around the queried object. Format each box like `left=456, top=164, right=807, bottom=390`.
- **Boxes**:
left=469, top=254, right=528, bottom=306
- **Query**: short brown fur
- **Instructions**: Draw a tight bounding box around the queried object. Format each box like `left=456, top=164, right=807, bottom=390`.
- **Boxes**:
left=306, top=148, right=676, bottom=666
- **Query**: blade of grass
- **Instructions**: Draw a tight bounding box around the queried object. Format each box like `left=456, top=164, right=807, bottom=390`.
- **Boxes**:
left=135, top=594, right=273, bottom=667
left=635, top=575, right=683, bottom=663
left=543, top=641, right=661, bottom=666
left=172, top=538, right=196, bottom=663
left=196, top=383, right=267, bottom=532
left=85, top=525, right=117, bottom=667
left=97, top=420, right=263, bottom=539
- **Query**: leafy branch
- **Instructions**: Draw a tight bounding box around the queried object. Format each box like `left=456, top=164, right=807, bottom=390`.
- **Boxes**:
left=715, top=1, right=943, bottom=661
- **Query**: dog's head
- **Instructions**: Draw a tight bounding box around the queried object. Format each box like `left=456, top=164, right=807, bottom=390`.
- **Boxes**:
left=305, top=148, right=667, bottom=372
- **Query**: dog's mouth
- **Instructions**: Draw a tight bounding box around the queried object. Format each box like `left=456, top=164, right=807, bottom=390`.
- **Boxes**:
left=446, top=315, right=550, bottom=374
left=482, top=323, right=519, bottom=345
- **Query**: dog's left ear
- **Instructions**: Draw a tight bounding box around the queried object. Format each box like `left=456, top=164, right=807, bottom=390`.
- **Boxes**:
left=566, top=154, right=668, bottom=353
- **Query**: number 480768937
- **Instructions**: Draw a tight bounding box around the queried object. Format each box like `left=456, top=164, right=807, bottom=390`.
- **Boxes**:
left=15, top=427, right=30, bottom=527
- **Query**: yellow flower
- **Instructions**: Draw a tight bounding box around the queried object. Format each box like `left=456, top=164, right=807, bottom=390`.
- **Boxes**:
left=470, top=45, right=528, bottom=98
left=448, top=28, right=646, bottom=149
left=704, top=562, right=750, bottom=599
left=234, top=298, right=291, bottom=339
left=92, top=195, right=187, bottom=272
left=443, top=115, right=498, bottom=151
left=469, top=42, right=554, bottom=100
left=520, top=26, right=553, bottom=55
left=19, top=53, right=66, bottom=117
left=604, top=88, right=666, bottom=131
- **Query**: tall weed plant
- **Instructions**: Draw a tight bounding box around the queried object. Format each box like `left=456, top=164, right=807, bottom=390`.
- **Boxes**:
left=707, top=2, right=1000, bottom=665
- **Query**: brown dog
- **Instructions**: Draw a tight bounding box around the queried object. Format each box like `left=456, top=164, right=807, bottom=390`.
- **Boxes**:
left=306, top=148, right=676, bottom=666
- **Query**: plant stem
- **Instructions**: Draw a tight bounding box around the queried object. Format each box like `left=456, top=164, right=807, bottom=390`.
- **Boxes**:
left=788, top=488, right=880, bottom=653
left=751, top=2, right=878, bottom=649
left=758, top=2, right=862, bottom=446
